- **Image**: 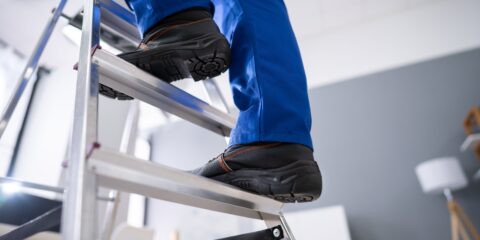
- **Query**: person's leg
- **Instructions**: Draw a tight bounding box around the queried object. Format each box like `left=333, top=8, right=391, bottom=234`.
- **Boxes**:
left=124, top=0, right=312, bottom=147
left=118, top=0, right=321, bottom=203
left=213, top=0, right=313, bottom=149
left=192, top=0, right=322, bottom=203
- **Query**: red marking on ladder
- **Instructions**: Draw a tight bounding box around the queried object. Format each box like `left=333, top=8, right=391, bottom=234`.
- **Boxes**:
left=86, top=142, right=101, bottom=160
left=73, top=44, right=102, bottom=70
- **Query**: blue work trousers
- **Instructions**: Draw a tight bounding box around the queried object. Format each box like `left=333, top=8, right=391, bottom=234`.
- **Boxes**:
left=126, top=0, right=314, bottom=150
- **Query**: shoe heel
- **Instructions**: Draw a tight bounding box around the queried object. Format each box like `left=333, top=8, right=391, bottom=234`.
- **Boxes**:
left=272, top=172, right=323, bottom=203
left=187, top=39, right=231, bottom=81
left=292, top=172, right=323, bottom=200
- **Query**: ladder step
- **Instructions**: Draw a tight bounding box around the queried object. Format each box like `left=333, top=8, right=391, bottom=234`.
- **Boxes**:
left=89, top=148, right=284, bottom=219
left=93, top=49, right=235, bottom=136
left=98, top=0, right=141, bottom=45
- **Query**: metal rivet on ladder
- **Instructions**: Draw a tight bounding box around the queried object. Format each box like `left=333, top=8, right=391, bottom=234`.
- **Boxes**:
left=273, top=227, right=281, bottom=238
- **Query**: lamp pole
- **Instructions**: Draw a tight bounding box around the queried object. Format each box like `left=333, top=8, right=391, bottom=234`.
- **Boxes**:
left=443, top=188, right=454, bottom=201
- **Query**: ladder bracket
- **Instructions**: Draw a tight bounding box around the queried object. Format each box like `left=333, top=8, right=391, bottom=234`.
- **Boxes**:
left=217, top=225, right=284, bottom=240
left=86, top=142, right=101, bottom=160
left=73, top=44, right=102, bottom=70
left=63, top=142, right=101, bottom=168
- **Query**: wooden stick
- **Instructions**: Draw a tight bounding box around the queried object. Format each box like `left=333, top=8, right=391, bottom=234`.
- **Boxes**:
left=463, top=106, right=480, bottom=161
left=456, top=201, right=480, bottom=240
left=459, top=221, right=471, bottom=240
left=464, top=106, right=480, bottom=135
left=452, top=213, right=460, bottom=240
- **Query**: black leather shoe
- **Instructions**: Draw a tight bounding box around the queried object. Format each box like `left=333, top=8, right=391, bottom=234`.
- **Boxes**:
left=191, top=142, right=323, bottom=203
left=100, top=8, right=231, bottom=100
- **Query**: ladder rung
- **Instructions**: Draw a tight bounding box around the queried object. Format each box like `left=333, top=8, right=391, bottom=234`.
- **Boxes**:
left=98, top=0, right=141, bottom=45
left=93, top=49, right=235, bottom=136
left=89, top=148, right=284, bottom=219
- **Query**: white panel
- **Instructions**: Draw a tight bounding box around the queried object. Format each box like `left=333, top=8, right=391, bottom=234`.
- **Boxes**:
left=111, top=224, right=154, bottom=240
left=252, top=205, right=352, bottom=240
left=284, top=206, right=352, bottom=240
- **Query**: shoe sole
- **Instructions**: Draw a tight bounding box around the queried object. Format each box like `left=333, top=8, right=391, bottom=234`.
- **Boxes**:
left=213, top=160, right=323, bottom=203
left=99, top=84, right=134, bottom=100
left=99, top=35, right=231, bottom=100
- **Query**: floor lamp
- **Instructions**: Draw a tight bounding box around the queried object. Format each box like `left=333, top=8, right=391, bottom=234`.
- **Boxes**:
left=416, top=157, right=480, bottom=240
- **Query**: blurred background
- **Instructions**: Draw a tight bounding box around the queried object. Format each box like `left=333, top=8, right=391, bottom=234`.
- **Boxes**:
left=0, top=0, right=479, bottom=239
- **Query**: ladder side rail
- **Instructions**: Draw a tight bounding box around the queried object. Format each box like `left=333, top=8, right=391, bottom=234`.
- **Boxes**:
left=0, top=177, right=114, bottom=203
left=260, top=213, right=296, bottom=240
left=203, top=78, right=232, bottom=139
left=202, top=79, right=231, bottom=114
left=0, top=176, right=64, bottom=194
left=0, top=0, right=67, bottom=139
left=98, top=0, right=137, bottom=26
left=62, top=0, right=102, bottom=239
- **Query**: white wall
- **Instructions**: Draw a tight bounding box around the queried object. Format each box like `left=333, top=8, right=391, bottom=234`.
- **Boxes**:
left=11, top=67, right=75, bottom=186
left=10, top=56, right=133, bottom=191
left=297, top=0, right=480, bottom=88
left=0, top=46, right=30, bottom=175
left=12, top=93, right=132, bottom=190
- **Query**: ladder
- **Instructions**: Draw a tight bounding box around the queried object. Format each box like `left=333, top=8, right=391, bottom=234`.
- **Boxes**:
left=0, top=0, right=297, bottom=239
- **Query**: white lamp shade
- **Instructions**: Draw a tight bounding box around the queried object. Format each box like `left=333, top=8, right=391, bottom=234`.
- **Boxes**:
left=415, top=157, right=468, bottom=194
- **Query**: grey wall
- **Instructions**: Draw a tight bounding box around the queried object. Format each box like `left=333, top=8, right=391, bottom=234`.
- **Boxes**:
left=148, top=49, right=480, bottom=240
left=288, top=49, right=480, bottom=240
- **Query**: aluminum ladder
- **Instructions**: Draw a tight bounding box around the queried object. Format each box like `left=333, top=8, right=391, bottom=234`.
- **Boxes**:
left=0, top=0, right=297, bottom=239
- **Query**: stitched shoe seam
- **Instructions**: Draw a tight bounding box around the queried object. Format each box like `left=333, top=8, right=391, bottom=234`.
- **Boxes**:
left=218, top=153, right=233, bottom=173
left=143, top=18, right=211, bottom=44
left=224, top=142, right=282, bottom=161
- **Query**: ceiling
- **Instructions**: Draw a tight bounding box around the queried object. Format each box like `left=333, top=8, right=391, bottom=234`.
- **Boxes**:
left=0, top=0, right=442, bottom=58
left=0, top=0, right=82, bottom=68
left=284, top=0, right=440, bottom=39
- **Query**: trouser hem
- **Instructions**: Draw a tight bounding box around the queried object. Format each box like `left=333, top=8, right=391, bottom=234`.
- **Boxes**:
left=229, top=132, right=314, bottom=151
